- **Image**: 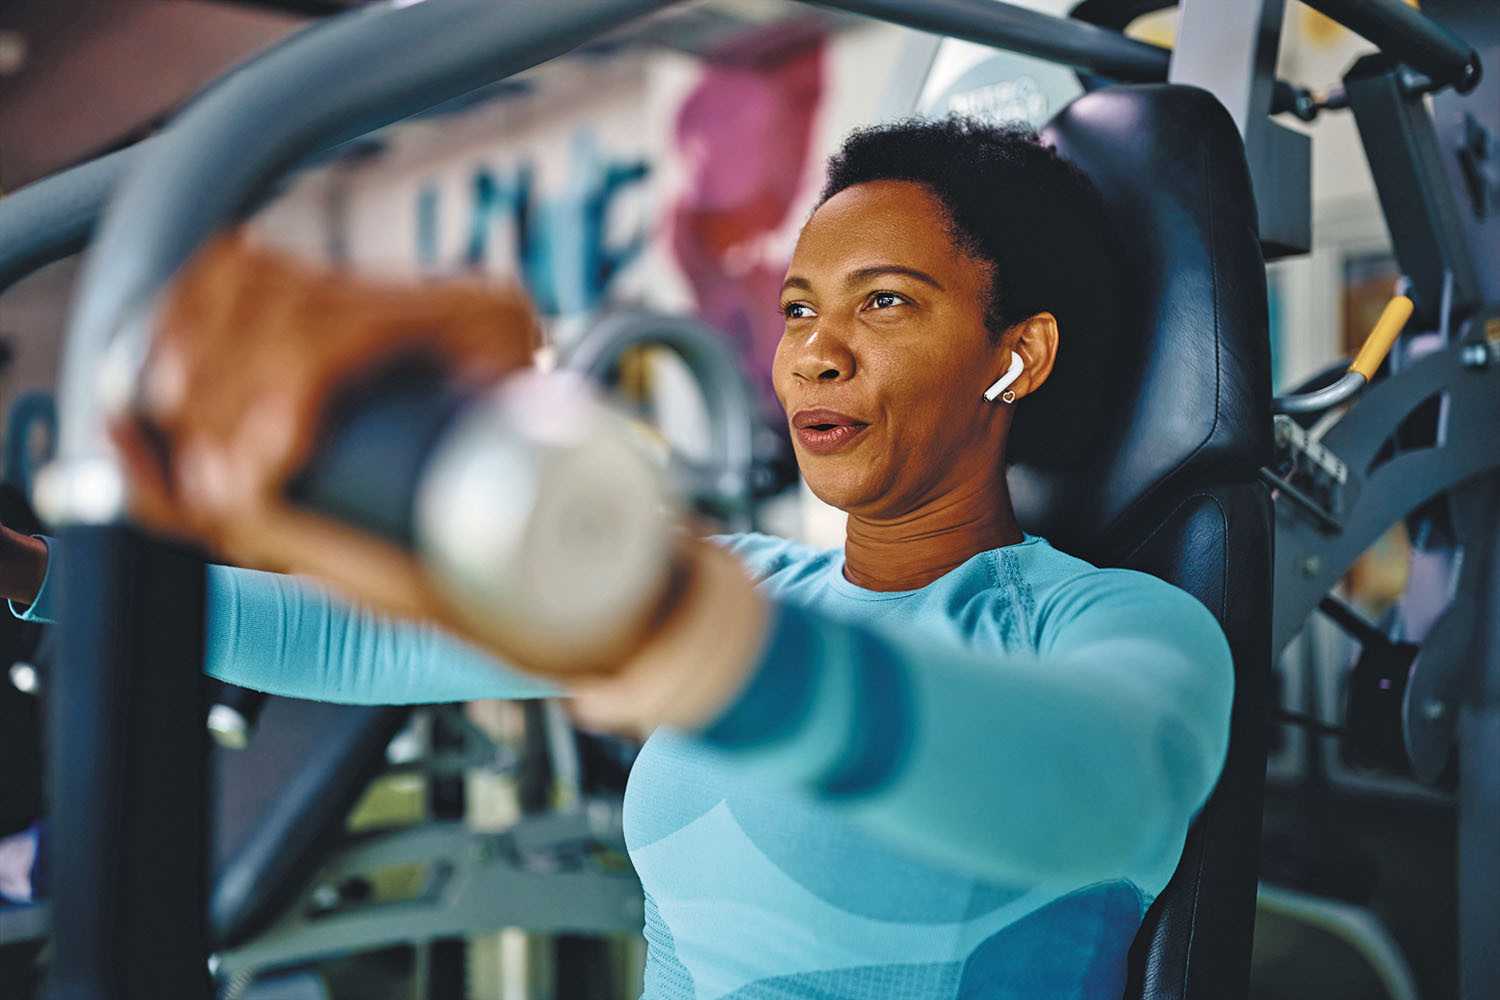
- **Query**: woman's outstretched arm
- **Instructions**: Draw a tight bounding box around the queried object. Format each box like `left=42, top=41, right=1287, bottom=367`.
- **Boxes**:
left=577, top=551, right=1232, bottom=892
left=12, top=533, right=556, bottom=705
left=202, top=561, right=558, bottom=703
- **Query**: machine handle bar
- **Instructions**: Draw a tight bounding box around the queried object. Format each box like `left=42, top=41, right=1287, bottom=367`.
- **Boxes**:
left=1301, top=0, right=1481, bottom=93
left=1274, top=296, right=1414, bottom=414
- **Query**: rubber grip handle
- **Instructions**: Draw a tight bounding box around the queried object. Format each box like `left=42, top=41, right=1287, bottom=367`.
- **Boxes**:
left=1348, top=296, right=1414, bottom=379
left=285, top=359, right=472, bottom=548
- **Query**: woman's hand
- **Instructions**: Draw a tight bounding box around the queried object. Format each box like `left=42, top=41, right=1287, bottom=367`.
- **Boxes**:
left=109, top=230, right=771, bottom=725
left=110, top=231, right=541, bottom=621
left=567, top=538, right=770, bottom=735
left=0, top=524, right=48, bottom=610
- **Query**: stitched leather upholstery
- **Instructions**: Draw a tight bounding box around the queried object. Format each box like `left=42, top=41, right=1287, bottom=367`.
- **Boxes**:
left=1014, top=84, right=1273, bottom=561
left=1013, top=85, right=1275, bottom=1000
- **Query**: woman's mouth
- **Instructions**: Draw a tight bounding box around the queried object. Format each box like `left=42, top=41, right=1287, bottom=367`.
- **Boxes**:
left=792, top=409, right=870, bottom=456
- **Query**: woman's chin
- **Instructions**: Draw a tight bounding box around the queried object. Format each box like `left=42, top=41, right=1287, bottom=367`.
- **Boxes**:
left=800, top=471, right=879, bottom=514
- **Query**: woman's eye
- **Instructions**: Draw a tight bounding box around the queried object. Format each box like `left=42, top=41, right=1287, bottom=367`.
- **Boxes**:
left=783, top=302, right=815, bottom=320
left=869, top=291, right=905, bottom=310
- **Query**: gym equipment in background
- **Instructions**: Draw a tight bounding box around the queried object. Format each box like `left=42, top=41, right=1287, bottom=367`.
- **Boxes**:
left=561, top=310, right=763, bottom=532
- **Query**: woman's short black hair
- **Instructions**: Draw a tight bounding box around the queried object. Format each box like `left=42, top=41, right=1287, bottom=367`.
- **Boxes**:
left=817, top=116, right=1124, bottom=465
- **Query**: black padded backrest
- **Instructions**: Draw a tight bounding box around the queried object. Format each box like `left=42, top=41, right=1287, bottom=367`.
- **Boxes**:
left=1015, top=85, right=1275, bottom=1000
left=1013, top=84, right=1273, bottom=562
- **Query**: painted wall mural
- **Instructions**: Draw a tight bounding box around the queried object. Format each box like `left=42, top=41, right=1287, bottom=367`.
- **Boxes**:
left=415, top=130, right=651, bottom=317
left=666, top=40, right=826, bottom=418
left=257, top=36, right=854, bottom=422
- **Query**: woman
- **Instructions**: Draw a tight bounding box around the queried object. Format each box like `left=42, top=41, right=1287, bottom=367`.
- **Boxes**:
left=5, top=118, right=1231, bottom=998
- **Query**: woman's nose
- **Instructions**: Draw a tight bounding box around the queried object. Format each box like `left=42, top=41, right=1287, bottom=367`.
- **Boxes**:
left=791, top=328, right=854, bottom=382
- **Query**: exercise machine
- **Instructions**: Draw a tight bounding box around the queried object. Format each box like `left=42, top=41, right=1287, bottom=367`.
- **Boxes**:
left=2, top=1, right=1494, bottom=998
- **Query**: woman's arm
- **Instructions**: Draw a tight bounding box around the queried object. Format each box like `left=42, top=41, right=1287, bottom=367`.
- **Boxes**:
left=205, top=562, right=557, bottom=703
left=700, top=571, right=1232, bottom=890
left=0, top=523, right=49, bottom=618
left=12, top=534, right=556, bottom=705
left=577, top=555, right=1233, bottom=891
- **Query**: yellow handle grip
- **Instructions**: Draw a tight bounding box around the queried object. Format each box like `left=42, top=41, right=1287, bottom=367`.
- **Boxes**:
left=1348, top=295, right=1414, bottom=379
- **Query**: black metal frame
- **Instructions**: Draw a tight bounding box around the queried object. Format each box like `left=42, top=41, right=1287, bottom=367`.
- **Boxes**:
left=1345, top=54, right=1484, bottom=322
left=1168, top=0, right=1312, bottom=255
left=1271, top=326, right=1500, bottom=653
left=212, top=0, right=361, bottom=18
left=1303, top=0, right=1481, bottom=91
left=45, top=528, right=211, bottom=999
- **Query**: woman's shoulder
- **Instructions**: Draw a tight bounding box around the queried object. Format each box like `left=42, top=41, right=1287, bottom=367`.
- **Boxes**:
left=1016, top=537, right=1222, bottom=644
left=709, top=531, right=834, bottom=584
left=1012, top=535, right=1177, bottom=593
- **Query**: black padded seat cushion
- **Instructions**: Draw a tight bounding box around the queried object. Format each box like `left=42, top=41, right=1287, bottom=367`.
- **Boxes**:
left=1012, top=85, right=1276, bottom=1000
left=1013, top=85, right=1274, bottom=564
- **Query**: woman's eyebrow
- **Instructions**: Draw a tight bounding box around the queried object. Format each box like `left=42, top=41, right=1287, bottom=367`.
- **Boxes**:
left=781, top=266, right=945, bottom=295
left=845, top=265, right=945, bottom=291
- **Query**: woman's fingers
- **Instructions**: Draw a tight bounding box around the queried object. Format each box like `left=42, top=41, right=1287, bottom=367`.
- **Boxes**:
left=144, top=234, right=258, bottom=431
left=565, top=542, right=768, bottom=732
left=217, top=499, right=444, bottom=618
left=109, top=417, right=198, bottom=543
left=114, top=227, right=545, bottom=620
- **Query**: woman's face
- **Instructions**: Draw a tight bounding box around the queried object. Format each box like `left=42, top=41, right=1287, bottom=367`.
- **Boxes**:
left=773, top=180, right=1011, bottom=517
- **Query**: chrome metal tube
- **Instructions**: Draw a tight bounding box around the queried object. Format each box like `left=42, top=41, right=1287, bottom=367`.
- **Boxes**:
left=562, top=311, right=759, bottom=519
left=1273, top=370, right=1368, bottom=414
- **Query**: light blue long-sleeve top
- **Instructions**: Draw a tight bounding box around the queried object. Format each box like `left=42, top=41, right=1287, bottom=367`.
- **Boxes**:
left=20, top=531, right=1233, bottom=999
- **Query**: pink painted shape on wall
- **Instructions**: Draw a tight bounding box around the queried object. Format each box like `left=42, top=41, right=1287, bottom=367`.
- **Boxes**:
left=669, top=40, right=826, bottom=419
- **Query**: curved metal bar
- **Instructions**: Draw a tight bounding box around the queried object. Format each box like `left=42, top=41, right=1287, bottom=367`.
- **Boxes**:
left=1273, top=370, right=1368, bottom=414
left=561, top=310, right=759, bottom=526
left=0, top=10, right=432, bottom=300
left=53, top=0, right=675, bottom=515
left=1274, top=296, right=1412, bottom=413
left=0, top=142, right=150, bottom=294
left=2, top=389, right=57, bottom=498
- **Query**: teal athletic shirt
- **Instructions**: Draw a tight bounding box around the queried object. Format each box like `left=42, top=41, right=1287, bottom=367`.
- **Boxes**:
left=19, top=531, right=1232, bottom=999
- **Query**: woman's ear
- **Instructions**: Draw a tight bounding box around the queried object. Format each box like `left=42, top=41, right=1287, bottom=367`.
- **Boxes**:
left=1006, top=312, right=1059, bottom=400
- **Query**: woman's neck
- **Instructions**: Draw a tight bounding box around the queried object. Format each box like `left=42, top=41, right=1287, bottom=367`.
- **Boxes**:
left=842, top=481, right=1023, bottom=592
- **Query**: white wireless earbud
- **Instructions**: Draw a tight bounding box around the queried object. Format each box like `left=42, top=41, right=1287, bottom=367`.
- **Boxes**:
left=982, top=351, right=1025, bottom=403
